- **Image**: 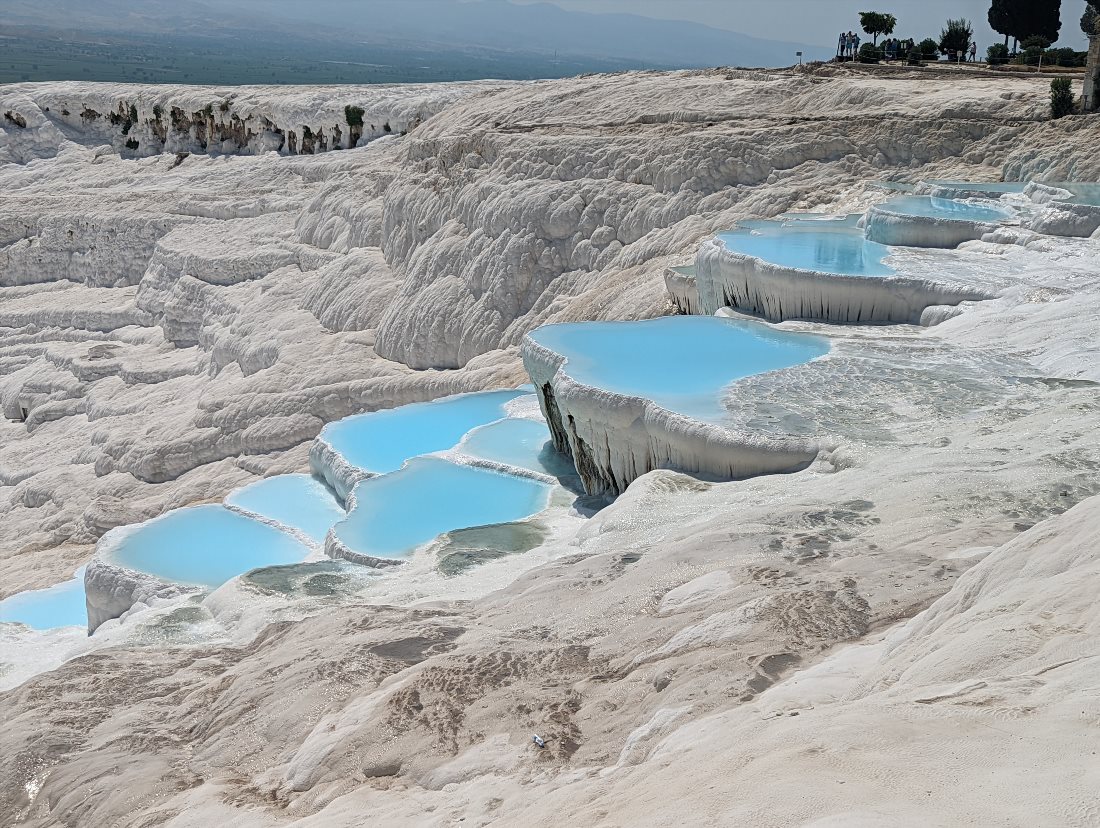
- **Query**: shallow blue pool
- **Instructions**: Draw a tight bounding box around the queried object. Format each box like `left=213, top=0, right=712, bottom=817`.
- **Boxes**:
left=332, top=457, right=552, bottom=560
left=527, top=316, right=829, bottom=423
left=226, top=474, right=345, bottom=543
left=0, top=568, right=87, bottom=630
left=319, top=390, right=525, bottom=475
left=880, top=195, right=1013, bottom=222
left=107, top=505, right=311, bottom=588
left=926, top=180, right=1028, bottom=195
left=458, top=417, right=571, bottom=477
left=1062, top=183, right=1100, bottom=206
left=717, top=220, right=894, bottom=276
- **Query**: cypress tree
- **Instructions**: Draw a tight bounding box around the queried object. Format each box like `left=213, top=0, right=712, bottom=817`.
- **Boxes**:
left=989, top=0, right=1062, bottom=48
left=989, top=0, right=1017, bottom=47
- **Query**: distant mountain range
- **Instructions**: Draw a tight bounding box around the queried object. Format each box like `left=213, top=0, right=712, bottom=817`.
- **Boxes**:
left=229, top=0, right=830, bottom=68
left=1, top=0, right=831, bottom=85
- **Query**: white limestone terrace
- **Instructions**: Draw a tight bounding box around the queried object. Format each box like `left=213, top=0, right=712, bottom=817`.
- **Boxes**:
left=5, top=66, right=1100, bottom=826
left=663, top=265, right=700, bottom=314
left=1015, top=181, right=1100, bottom=237
left=0, top=80, right=513, bottom=163
left=522, top=316, right=828, bottom=496
left=693, top=215, right=995, bottom=324
left=864, top=193, right=1018, bottom=248
left=1, top=66, right=1096, bottom=598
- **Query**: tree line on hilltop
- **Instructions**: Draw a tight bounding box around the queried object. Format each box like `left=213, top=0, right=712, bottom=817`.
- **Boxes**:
left=849, top=1, right=1096, bottom=68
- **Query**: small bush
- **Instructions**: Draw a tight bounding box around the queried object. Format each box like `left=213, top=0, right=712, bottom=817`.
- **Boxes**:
left=907, top=47, right=923, bottom=65
left=1049, top=47, right=1085, bottom=67
left=1051, top=77, right=1076, bottom=119
left=152, top=104, right=163, bottom=120
left=919, top=38, right=940, bottom=60
left=344, top=105, right=365, bottom=128
left=1021, top=35, right=1052, bottom=50
left=219, top=99, right=231, bottom=112
left=858, top=43, right=883, bottom=63
left=987, top=43, right=1010, bottom=65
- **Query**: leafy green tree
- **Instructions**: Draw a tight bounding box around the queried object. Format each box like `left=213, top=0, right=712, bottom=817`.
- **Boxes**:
left=940, top=18, right=974, bottom=59
left=1083, top=1, right=1100, bottom=35
left=859, top=11, right=897, bottom=45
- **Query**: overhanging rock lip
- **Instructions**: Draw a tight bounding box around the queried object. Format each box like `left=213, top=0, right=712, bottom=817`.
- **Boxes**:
left=520, top=330, right=826, bottom=496
left=696, top=235, right=995, bottom=322
left=83, top=557, right=201, bottom=635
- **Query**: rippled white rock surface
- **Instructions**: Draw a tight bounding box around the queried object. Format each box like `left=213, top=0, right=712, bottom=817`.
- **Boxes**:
left=3, top=66, right=1100, bottom=826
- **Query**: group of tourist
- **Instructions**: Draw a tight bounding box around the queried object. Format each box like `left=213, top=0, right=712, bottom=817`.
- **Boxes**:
left=836, top=32, right=980, bottom=63
left=837, top=31, right=862, bottom=59
left=879, top=38, right=916, bottom=61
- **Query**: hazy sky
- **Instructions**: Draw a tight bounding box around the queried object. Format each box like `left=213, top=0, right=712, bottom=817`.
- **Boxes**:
left=517, top=0, right=1091, bottom=49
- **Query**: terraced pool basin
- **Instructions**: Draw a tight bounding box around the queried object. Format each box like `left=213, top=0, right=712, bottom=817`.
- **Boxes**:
left=0, top=568, right=87, bottom=630
left=877, top=195, right=1014, bottom=222
left=526, top=315, right=829, bottom=423
left=717, top=220, right=895, bottom=277
left=317, top=390, right=526, bottom=475
left=106, top=505, right=311, bottom=589
left=331, top=457, right=553, bottom=561
left=226, top=474, right=345, bottom=543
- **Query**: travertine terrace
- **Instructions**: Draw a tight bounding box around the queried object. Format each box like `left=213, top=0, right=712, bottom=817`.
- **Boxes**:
left=2, top=65, right=1100, bottom=826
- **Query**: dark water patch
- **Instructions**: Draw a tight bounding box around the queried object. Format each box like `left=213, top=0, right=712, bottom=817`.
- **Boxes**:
left=436, top=522, right=547, bottom=577
left=242, top=560, right=371, bottom=598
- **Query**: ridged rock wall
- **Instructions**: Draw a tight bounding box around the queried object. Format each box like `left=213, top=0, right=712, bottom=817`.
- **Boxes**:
left=694, top=237, right=991, bottom=323
left=0, top=82, right=506, bottom=162
left=863, top=206, right=1001, bottom=248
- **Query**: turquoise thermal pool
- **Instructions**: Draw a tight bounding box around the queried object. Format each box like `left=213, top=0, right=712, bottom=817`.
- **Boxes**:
left=107, top=505, right=312, bottom=588
left=331, top=457, right=553, bottom=560
left=1061, top=183, right=1100, bottom=206
left=878, top=195, right=1013, bottom=222
left=226, top=474, right=345, bottom=543
left=926, top=180, right=1028, bottom=195
left=717, top=220, right=895, bottom=277
left=527, top=315, right=829, bottom=423
left=0, top=568, right=87, bottom=630
left=318, top=390, right=526, bottom=475
left=457, top=417, right=571, bottom=477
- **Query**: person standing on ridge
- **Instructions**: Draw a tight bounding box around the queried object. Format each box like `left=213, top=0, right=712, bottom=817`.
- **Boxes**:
left=969, top=42, right=978, bottom=63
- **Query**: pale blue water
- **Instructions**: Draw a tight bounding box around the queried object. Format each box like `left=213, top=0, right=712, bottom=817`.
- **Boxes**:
left=527, top=316, right=829, bottom=423
left=109, top=505, right=311, bottom=588
left=717, top=221, right=894, bottom=276
left=1062, top=183, right=1100, bottom=206
left=226, top=474, right=345, bottom=543
left=333, top=457, right=551, bottom=559
left=319, top=390, right=525, bottom=475
left=0, top=567, right=87, bottom=630
left=927, top=180, right=1028, bottom=195
left=459, top=417, right=572, bottom=477
left=880, top=195, right=1013, bottom=222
